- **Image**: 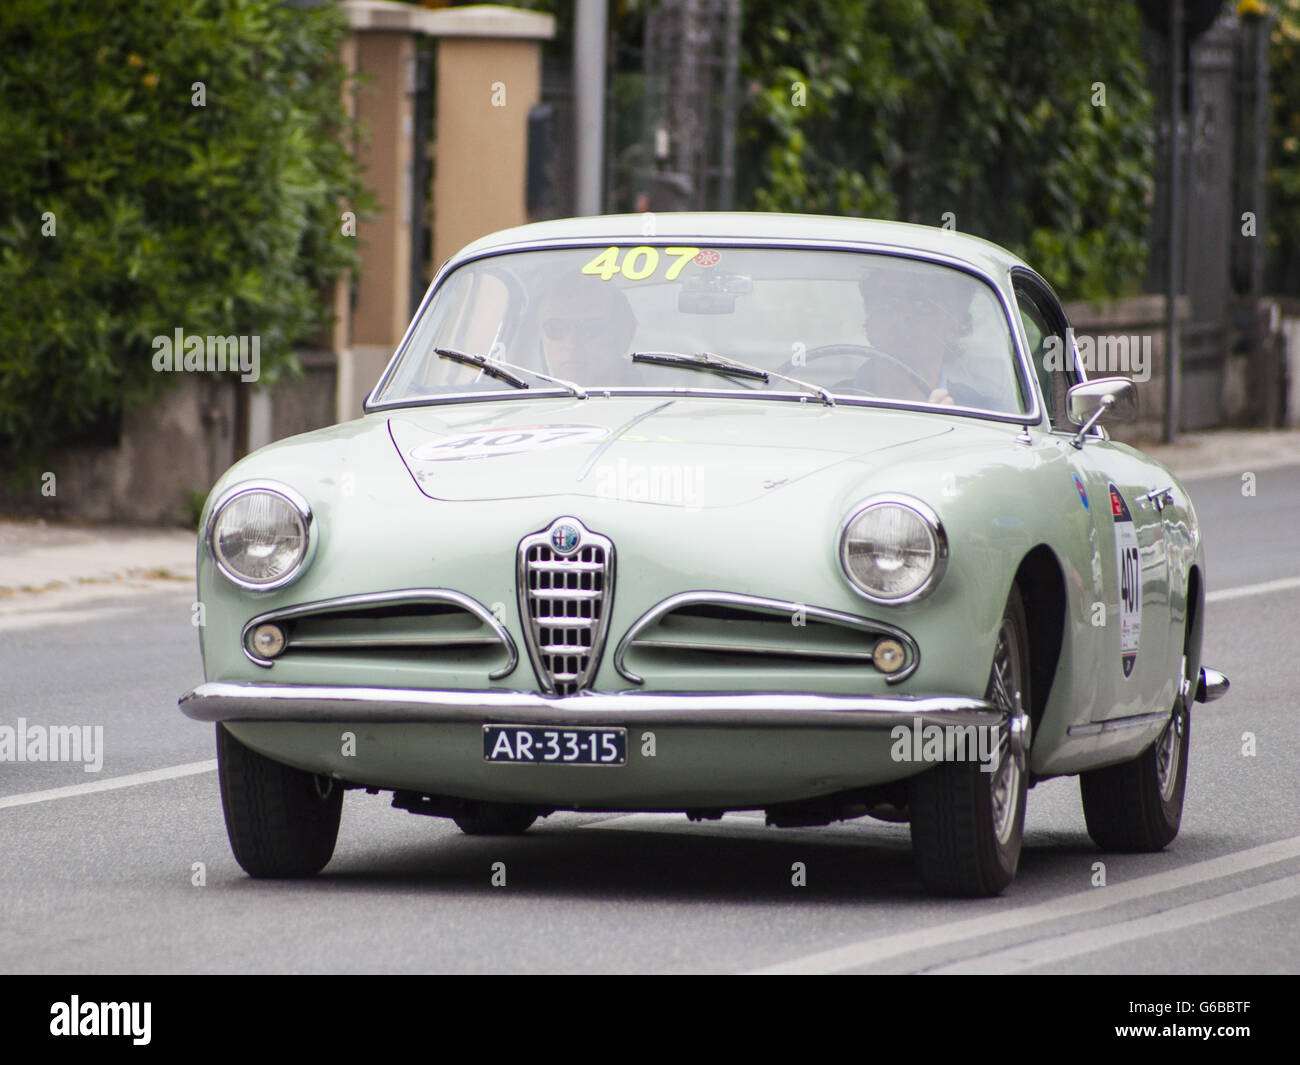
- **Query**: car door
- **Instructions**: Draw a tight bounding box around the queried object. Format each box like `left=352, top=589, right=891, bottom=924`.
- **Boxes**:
left=1012, top=272, right=1172, bottom=722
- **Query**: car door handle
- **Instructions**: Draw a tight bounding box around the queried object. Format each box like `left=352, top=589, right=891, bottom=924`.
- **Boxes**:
left=1143, top=486, right=1174, bottom=512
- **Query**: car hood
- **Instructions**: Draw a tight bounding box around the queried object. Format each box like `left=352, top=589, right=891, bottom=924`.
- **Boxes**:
left=385, top=396, right=954, bottom=508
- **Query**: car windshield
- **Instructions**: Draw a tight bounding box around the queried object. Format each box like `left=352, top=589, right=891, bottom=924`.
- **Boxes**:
left=372, top=244, right=1029, bottom=415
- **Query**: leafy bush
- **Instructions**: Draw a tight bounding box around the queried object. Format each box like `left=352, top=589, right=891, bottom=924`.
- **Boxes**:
left=1265, top=0, right=1300, bottom=293
left=0, top=0, right=365, bottom=468
left=737, top=0, right=1156, bottom=300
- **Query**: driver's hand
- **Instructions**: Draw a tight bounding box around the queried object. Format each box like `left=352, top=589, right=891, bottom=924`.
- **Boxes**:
left=928, top=387, right=955, bottom=405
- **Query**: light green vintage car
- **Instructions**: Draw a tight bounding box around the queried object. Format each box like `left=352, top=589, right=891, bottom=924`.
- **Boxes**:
left=181, top=213, right=1229, bottom=896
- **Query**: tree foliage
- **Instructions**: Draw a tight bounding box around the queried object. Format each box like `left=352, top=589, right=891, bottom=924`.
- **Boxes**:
left=1265, top=0, right=1300, bottom=293
left=737, top=0, right=1156, bottom=300
left=0, top=0, right=366, bottom=466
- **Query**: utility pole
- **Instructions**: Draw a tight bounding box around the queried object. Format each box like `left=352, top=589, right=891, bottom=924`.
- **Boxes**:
left=1163, top=0, right=1183, bottom=444
left=574, top=0, right=607, bottom=216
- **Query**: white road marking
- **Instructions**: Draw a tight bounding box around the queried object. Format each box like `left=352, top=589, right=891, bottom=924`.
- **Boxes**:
left=748, top=834, right=1300, bottom=974
left=928, top=871, right=1300, bottom=974
left=1207, top=575, right=1300, bottom=603
left=0, top=604, right=136, bottom=633
left=0, top=760, right=217, bottom=810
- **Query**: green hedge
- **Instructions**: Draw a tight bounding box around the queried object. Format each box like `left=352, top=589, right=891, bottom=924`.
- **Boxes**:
left=517, top=0, right=1156, bottom=299
left=737, top=0, right=1155, bottom=301
left=1266, top=0, right=1300, bottom=293
left=0, top=0, right=366, bottom=468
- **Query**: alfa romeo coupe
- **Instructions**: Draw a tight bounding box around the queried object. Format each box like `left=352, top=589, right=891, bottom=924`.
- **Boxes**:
left=180, top=213, right=1228, bottom=896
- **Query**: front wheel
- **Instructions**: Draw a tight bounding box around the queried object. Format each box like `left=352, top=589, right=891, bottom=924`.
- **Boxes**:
left=217, top=724, right=343, bottom=878
left=910, top=584, right=1031, bottom=897
left=1079, top=657, right=1190, bottom=852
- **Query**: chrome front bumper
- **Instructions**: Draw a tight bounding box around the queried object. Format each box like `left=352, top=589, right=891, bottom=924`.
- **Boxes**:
left=180, top=682, right=1002, bottom=730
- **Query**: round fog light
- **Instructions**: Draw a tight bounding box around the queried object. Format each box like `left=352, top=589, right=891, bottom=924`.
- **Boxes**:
left=250, top=623, right=286, bottom=659
left=873, top=638, right=906, bottom=674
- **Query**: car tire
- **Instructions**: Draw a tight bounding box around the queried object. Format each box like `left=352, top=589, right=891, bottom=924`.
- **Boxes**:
left=910, top=584, right=1031, bottom=897
left=217, top=724, right=343, bottom=878
left=453, top=803, right=539, bottom=836
left=1079, top=657, right=1190, bottom=852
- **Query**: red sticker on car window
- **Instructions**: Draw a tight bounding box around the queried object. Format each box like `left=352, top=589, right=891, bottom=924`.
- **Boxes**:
left=693, top=249, right=720, bottom=267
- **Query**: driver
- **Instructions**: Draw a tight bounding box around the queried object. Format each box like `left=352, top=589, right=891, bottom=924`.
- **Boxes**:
left=856, top=264, right=976, bottom=406
left=535, top=275, right=638, bottom=384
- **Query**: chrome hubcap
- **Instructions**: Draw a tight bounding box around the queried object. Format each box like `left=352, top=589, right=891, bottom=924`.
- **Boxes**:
left=1156, top=656, right=1187, bottom=802
left=987, top=619, right=1027, bottom=846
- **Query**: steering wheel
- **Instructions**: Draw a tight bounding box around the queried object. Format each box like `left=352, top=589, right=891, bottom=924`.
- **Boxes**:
left=777, top=343, right=934, bottom=399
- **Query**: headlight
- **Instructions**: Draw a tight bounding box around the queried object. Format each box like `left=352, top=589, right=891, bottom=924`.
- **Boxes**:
left=839, top=495, right=948, bottom=603
left=207, top=481, right=314, bottom=590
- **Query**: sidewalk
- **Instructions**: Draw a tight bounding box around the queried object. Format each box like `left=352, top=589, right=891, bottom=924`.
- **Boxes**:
left=1133, top=427, right=1300, bottom=481
left=0, top=519, right=195, bottom=613
left=0, top=426, right=1296, bottom=613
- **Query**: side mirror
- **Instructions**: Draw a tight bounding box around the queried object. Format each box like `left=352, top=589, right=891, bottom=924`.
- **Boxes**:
left=1066, top=378, right=1137, bottom=447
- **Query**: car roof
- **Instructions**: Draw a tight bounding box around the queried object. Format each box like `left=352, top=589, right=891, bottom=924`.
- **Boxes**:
left=451, top=212, right=1028, bottom=280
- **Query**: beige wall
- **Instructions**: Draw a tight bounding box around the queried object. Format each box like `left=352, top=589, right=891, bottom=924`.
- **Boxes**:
left=353, top=31, right=416, bottom=348
left=432, top=37, right=541, bottom=268
left=337, top=2, right=553, bottom=419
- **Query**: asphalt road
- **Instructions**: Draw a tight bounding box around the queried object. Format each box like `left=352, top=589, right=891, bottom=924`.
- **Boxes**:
left=0, top=466, right=1297, bottom=974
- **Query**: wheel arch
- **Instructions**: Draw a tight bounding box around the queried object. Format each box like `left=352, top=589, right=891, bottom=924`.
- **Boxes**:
left=1012, top=544, right=1066, bottom=734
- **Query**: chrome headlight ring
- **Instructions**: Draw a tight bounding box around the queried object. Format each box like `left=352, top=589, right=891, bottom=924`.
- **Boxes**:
left=838, top=493, right=949, bottom=605
left=205, top=480, right=316, bottom=592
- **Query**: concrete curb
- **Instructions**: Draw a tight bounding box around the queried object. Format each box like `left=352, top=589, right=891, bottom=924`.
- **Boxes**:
left=0, top=520, right=196, bottom=609
left=1129, top=428, right=1300, bottom=482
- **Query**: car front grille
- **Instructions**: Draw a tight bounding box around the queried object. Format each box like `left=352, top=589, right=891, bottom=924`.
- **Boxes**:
left=239, top=589, right=518, bottom=680
left=612, top=592, right=920, bottom=686
left=517, top=518, right=615, bottom=695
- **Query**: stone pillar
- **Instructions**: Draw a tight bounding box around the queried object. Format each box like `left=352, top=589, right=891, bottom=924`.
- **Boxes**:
left=336, top=2, right=554, bottom=420
left=427, top=6, right=555, bottom=268
left=340, top=1, right=421, bottom=419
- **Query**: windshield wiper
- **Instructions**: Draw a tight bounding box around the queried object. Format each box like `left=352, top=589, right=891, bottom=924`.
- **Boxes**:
left=433, top=347, right=587, bottom=399
left=630, top=351, right=834, bottom=406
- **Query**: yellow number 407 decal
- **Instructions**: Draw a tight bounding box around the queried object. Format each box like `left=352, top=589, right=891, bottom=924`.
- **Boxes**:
left=581, top=246, right=701, bottom=282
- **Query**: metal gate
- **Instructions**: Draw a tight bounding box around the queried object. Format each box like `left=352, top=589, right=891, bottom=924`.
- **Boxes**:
left=641, top=0, right=741, bottom=212
left=1144, top=8, right=1271, bottom=430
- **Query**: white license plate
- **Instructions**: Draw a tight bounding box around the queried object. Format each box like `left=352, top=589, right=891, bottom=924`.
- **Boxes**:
left=483, top=725, right=626, bottom=765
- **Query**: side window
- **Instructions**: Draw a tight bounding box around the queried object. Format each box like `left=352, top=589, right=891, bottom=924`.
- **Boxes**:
left=1013, top=277, right=1080, bottom=430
